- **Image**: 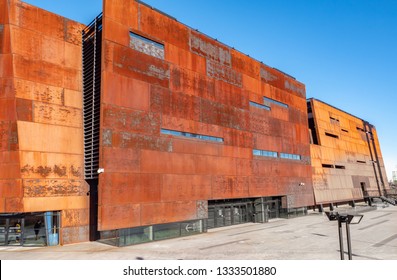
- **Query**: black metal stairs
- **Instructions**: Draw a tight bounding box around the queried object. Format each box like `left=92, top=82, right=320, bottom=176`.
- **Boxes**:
left=379, top=196, right=397, bottom=206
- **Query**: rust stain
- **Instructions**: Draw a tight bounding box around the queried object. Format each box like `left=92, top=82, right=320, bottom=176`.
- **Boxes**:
left=70, top=165, right=81, bottom=177
left=53, top=164, right=67, bottom=177
left=35, top=166, right=52, bottom=177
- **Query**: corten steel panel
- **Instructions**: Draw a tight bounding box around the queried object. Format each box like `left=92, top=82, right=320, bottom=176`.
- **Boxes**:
left=102, top=71, right=150, bottom=111
left=0, top=0, right=10, bottom=24
left=166, top=44, right=207, bottom=75
left=0, top=0, right=18, bottom=214
left=104, top=0, right=139, bottom=31
left=24, top=64, right=81, bottom=94
left=112, top=44, right=170, bottom=88
left=0, top=179, right=23, bottom=198
left=140, top=201, right=198, bottom=226
left=0, top=0, right=88, bottom=244
left=60, top=225, right=89, bottom=245
left=103, top=104, right=160, bottom=134
left=99, top=203, right=141, bottom=231
left=99, top=173, right=162, bottom=205
left=15, top=98, right=32, bottom=122
left=99, top=0, right=314, bottom=230
left=161, top=174, right=212, bottom=201
left=102, top=147, right=140, bottom=173
left=17, top=121, right=83, bottom=154
left=0, top=24, right=11, bottom=54
left=0, top=54, right=13, bottom=77
left=309, top=98, right=390, bottom=204
left=138, top=2, right=189, bottom=51
left=172, top=138, right=222, bottom=157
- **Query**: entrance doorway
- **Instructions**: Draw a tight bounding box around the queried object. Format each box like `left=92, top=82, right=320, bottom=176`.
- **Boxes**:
left=263, top=199, right=280, bottom=219
left=208, top=201, right=252, bottom=229
left=0, top=212, right=59, bottom=247
left=207, top=197, right=282, bottom=229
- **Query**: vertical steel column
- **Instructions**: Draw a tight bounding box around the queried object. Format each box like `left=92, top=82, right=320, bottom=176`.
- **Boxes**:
left=345, top=222, right=353, bottom=260
left=363, top=122, right=381, bottom=196
left=338, top=219, right=344, bottom=260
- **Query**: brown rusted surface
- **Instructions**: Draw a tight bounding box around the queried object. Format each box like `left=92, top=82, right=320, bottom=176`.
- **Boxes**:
left=309, top=98, right=390, bottom=204
left=99, top=0, right=314, bottom=231
left=0, top=2, right=20, bottom=212
left=0, top=0, right=87, bottom=245
left=23, top=179, right=88, bottom=197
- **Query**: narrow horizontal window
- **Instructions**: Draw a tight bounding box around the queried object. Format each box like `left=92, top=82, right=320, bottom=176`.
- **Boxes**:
left=330, top=116, right=340, bottom=125
left=356, top=160, right=366, bottom=164
left=335, top=165, right=345, bottom=169
left=263, top=97, right=288, bottom=108
left=280, top=153, right=301, bottom=160
left=249, top=101, right=270, bottom=111
left=356, top=127, right=365, bottom=132
left=161, top=129, right=223, bottom=143
left=130, top=32, right=164, bottom=59
left=325, top=132, right=339, bottom=139
left=341, top=129, right=349, bottom=133
left=253, top=149, right=277, bottom=158
left=322, top=164, right=334, bottom=168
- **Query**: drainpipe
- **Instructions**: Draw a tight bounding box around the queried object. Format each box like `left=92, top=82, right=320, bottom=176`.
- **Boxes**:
left=363, top=121, right=382, bottom=196
left=366, top=123, right=386, bottom=195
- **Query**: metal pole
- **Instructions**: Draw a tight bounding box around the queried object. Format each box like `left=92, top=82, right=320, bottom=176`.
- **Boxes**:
left=338, top=219, right=344, bottom=260
left=261, top=197, right=265, bottom=223
left=346, top=222, right=353, bottom=260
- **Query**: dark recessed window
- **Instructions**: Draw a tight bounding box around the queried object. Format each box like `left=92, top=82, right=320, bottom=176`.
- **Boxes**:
left=325, top=132, right=339, bottom=139
left=322, top=164, right=334, bottom=168
left=330, top=116, right=340, bottom=125
left=263, top=97, right=288, bottom=108
left=335, top=165, right=345, bottom=169
left=341, top=129, right=349, bottom=133
left=356, top=160, right=366, bottom=164
left=161, top=129, right=223, bottom=143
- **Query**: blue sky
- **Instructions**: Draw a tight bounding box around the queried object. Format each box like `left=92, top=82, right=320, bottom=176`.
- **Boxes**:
left=24, top=0, right=397, bottom=180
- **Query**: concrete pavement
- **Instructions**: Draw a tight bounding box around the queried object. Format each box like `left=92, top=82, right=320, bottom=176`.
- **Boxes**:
left=1, top=204, right=396, bottom=260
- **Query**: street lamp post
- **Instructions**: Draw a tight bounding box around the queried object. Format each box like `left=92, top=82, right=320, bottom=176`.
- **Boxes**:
left=325, top=211, right=363, bottom=260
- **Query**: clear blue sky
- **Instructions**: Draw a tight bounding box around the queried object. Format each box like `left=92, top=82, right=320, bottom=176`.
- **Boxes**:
left=24, top=0, right=397, bottom=180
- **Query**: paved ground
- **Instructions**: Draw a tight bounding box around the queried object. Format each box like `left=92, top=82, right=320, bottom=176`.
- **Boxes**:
left=1, top=204, right=396, bottom=260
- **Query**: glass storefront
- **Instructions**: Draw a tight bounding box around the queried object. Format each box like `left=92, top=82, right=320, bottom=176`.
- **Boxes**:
left=0, top=212, right=60, bottom=247
left=207, top=197, right=288, bottom=229
left=208, top=200, right=253, bottom=229
left=98, top=197, right=308, bottom=247
left=99, top=219, right=207, bottom=247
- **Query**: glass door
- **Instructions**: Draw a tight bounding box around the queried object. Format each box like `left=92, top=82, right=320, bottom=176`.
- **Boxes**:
left=6, top=218, right=23, bottom=246
left=23, top=215, right=46, bottom=246
left=0, top=218, right=7, bottom=246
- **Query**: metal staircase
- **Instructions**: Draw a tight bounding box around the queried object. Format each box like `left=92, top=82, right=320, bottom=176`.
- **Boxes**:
left=379, top=196, right=396, bottom=206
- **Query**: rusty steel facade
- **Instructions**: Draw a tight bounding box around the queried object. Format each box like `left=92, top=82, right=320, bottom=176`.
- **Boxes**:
left=308, top=98, right=390, bottom=206
left=0, top=0, right=89, bottom=244
left=97, top=0, right=314, bottom=234
left=0, top=0, right=391, bottom=246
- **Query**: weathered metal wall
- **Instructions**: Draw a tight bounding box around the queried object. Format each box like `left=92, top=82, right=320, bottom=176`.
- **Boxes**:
left=0, top=0, right=89, bottom=244
left=309, top=98, right=390, bottom=204
left=0, top=0, right=22, bottom=214
left=99, top=0, right=314, bottom=231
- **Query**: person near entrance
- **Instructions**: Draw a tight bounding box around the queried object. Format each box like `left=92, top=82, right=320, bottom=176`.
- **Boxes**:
left=34, top=220, right=42, bottom=240
left=34, top=220, right=41, bottom=240
left=15, top=221, right=21, bottom=243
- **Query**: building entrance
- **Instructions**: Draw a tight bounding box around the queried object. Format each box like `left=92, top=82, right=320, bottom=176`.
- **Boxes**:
left=208, top=202, right=251, bottom=228
left=207, top=197, right=281, bottom=229
left=0, top=212, right=59, bottom=247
